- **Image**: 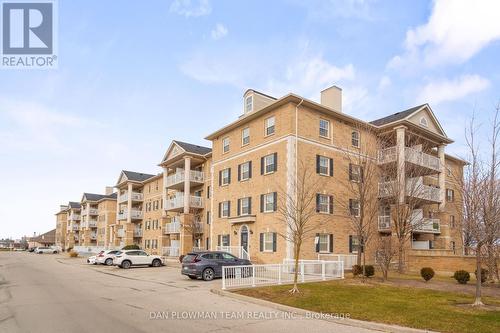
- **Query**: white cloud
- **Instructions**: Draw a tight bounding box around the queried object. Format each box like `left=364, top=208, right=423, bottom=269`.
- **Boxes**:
left=211, top=23, right=228, bottom=40
left=389, top=0, right=500, bottom=68
left=169, top=0, right=211, bottom=18
left=377, top=76, right=391, bottom=91
left=416, top=74, right=490, bottom=105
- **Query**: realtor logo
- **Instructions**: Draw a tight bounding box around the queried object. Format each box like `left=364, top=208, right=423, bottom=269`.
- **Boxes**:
left=1, top=1, right=57, bottom=68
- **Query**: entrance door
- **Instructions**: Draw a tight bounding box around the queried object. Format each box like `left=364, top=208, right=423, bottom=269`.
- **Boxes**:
left=240, top=226, right=249, bottom=255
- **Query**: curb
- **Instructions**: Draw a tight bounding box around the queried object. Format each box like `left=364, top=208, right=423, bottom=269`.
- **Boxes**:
left=210, top=288, right=436, bottom=333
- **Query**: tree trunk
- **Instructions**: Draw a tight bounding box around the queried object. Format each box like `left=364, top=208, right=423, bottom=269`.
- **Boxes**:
left=361, top=250, right=366, bottom=283
left=397, top=243, right=405, bottom=273
left=473, top=246, right=484, bottom=306
left=290, top=243, right=301, bottom=294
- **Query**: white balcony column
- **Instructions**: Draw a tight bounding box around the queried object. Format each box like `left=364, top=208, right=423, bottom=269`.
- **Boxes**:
left=438, top=144, right=446, bottom=210
left=396, top=126, right=406, bottom=204
left=127, top=183, right=133, bottom=225
left=183, top=156, right=191, bottom=214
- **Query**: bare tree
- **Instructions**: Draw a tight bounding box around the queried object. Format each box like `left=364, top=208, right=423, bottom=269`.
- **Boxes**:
left=180, top=208, right=204, bottom=250
left=376, top=235, right=397, bottom=281
left=276, top=162, right=325, bottom=294
left=335, top=124, right=380, bottom=281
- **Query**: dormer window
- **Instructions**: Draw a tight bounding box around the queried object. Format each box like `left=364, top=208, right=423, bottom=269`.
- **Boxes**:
left=245, top=95, right=253, bottom=113
left=419, top=117, right=428, bottom=127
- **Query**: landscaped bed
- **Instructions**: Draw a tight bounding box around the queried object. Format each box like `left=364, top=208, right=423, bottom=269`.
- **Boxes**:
left=235, top=279, right=500, bottom=333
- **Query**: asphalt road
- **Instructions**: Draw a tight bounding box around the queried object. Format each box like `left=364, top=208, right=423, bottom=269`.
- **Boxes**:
left=0, top=252, right=378, bottom=333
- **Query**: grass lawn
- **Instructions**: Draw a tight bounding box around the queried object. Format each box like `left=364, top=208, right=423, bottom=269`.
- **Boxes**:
left=235, top=280, right=500, bottom=333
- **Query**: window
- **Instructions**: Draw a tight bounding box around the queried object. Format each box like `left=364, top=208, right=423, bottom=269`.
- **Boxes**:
left=450, top=241, right=456, bottom=254
left=349, top=199, right=360, bottom=217
left=316, top=155, right=332, bottom=176
left=222, top=234, right=230, bottom=246
left=349, top=164, right=363, bottom=182
left=319, top=119, right=330, bottom=138
left=206, top=211, right=211, bottom=224
left=349, top=235, right=360, bottom=254
left=351, top=130, right=360, bottom=147
left=261, top=192, right=277, bottom=213
left=238, top=161, right=252, bottom=181
left=316, top=194, right=333, bottom=214
left=219, top=168, right=231, bottom=186
left=242, top=127, right=250, bottom=146
left=265, top=116, right=275, bottom=136
left=420, top=117, right=428, bottom=127
left=245, top=95, right=253, bottom=113
left=446, top=189, right=455, bottom=202
left=315, top=234, right=332, bottom=253
left=238, top=197, right=251, bottom=216
left=260, top=232, right=276, bottom=252
left=219, top=201, right=230, bottom=218
left=449, top=215, right=455, bottom=228
left=207, top=186, right=211, bottom=198
left=222, top=137, right=230, bottom=154
left=261, top=153, right=277, bottom=174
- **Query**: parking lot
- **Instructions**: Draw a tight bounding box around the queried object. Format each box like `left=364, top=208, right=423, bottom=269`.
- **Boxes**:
left=0, top=252, right=378, bottom=333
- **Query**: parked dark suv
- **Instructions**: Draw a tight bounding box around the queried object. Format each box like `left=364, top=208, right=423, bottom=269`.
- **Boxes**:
left=181, top=251, right=251, bottom=281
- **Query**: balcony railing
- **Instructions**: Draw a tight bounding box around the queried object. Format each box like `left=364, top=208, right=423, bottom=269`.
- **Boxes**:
left=412, top=218, right=440, bottom=233
left=377, top=146, right=441, bottom=172
left=119, top=192, right=144, bottom=203
left=164, top=222, right=180, bottom=234
left=71, top=224, right=79, bottom=231
left=166, top=170, right=204, bottom=188
left=117, top=229, right=125, bottom=238
left=88, top=220, right=97, bottom=228
left=378, top=178, right=440, bottom=203
left=164, top=194, right=203, bottom=210
left=82, top=208, right=99, bottom=215
left=118, top=210, right=143, bottom=220
left=133, top=229, right=143, bottom=237
left=90, top=233, right=97, bottom=240
left=162, top=246, right=180, bottom=257
left=70, top=214, right=81, bottom=221
left=412, top=240, right=432, bottom=250
left=378, top=216, right=391, bottom=231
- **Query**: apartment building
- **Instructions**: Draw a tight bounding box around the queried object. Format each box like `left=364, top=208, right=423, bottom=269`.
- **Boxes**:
left=96, top=192, right=117, bottom=247
left=65, top=201, right=82, bottom=249
left=159, top=140, right=212, bottom=257
left=205, top=87, right=465, bottom=263
left=55, top=205, right=68, bottom=249
left=115, top=170, right=156, bottom=248
left=142, top=174, right=165, bottom=255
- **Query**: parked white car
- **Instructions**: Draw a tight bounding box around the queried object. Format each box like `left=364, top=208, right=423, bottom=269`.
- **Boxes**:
left=35, top=247, right=59, bottom=254
left=113, top=250, right=165, bottom=269
left=95, top=250, right=121, bottom=266
left=87, top=254, right=98, bottom=265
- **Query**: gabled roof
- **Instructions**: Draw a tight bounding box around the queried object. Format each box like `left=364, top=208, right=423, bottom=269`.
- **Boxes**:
left=122, top=170, right=156, bottom=182
left=370, top=104, right=427, bottom=126
left=82, top=193, right=108, bottom=202
left=30, top=229, right=56, bottom=244
left=68, top=202, right=81, bottom=209
left=173, top=140, right=212, bottom=155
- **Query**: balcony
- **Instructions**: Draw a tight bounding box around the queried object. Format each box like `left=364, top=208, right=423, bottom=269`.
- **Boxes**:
left=118, top=192, right=144, bottom=203
left=377, top=146, right=441, bottom=173
left=71, top=224, right=79, bottom=231
left=412, top=240, right=433, bottom=250
left=117, top=229, right=125, bottom=238
left=162, top=246, right=180, bottom=257
left=164, top=222, right=181, bottom=234
left=378, top=178, right=440, bottom=203
left=410, top=209, right=440, bottom=233
left=166, top=170, right=204, bottom=190
left=88, top=220, right=97, bottom=228
left=74, top=235, right=79, bottom=241
left=378, top=216, right=391, bottom=232
left=164, top=194, right=203, bottom=212
left=117, top=210, right=143, bottom=221
left=82, top=208, right=99, bottom=216
left=133, top=229, right=143, bottom=237
left=70, top=214, right=81, bottom=221
left=90, top=232, right=97, bottom=240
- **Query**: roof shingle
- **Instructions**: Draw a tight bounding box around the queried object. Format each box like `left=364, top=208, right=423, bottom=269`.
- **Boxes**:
left=173, top=140, right=212, bottom=155
left=122, top=170, right=156, bottom=182
left=370, top=104, right=426, bottom=126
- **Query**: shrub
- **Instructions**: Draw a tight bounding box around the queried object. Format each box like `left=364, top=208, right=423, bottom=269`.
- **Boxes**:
left=122, top=244, right=140, bottom=250
left=454, top=270, right=470, bottom=284
left=363, top=265, right=375, bottom=277
left=420, top=267, right=435, bottom=282
left=68, top=251, right=78, bottom=258
left=352, top=265, right=362, bottom=276
left=179, top=255, right=185, bottom=263
left=474, top=268, right=488, bottom=284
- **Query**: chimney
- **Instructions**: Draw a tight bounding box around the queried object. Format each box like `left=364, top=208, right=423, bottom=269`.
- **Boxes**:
left=105, top=186, right=114, bottom=195
left=320, top=86, right=342, bottom=112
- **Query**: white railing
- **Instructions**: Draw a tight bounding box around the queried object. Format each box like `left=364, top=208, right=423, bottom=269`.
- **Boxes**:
left=88, top=220, right=97, bottom=228
left=192, top=246, right=204, bottom=252
left=89, top=208, right=98, bottom=215
left=314, top=255, right=357, bottom=270
left=133, top=229, right=143, bottom=237
left=70, top=214, right=81, bottom=221
left=119, top=192, right=144, bottom=203
left=117, top=229, right=125, bottom=238
left=412, top=218, right=440, bottom=233
left=378, top=216, right=391, bottom=231
left=405, top=147, right=440, bottom=172
left=165, top=194, right=204, bottom=210
left=118, top=210, right=143, bottom=220
left=72, top=225, right=79, bottom=231
left=90, top=233, right=97, bottom=240
left=164, top=222, right=180, bottom=234
left=222, top=261, right=344, bottom=290
left=377, top=146, right=397, bottom=164
left=162, top=246, right=180, bottom=257
left=166, top=170, right=205, bottom=187
left=216, top=246, right=250, bottom=260
left=412, top=240, right=432, bottom=250
left=378, top=178, right=440, bottom=202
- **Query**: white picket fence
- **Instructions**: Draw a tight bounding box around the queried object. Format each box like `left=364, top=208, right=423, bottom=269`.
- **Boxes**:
left=222, top=260, right=344, bottom=290
left=216, top=246, right=250, bottom=260
left=317, top=254, right=358, bottom=269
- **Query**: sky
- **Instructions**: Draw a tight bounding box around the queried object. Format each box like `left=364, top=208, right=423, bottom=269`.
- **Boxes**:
left=1, top=0, right=499, bottom=239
